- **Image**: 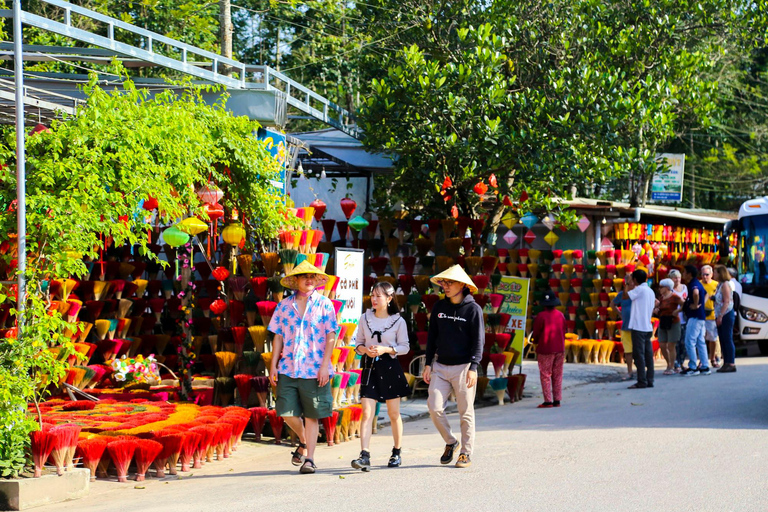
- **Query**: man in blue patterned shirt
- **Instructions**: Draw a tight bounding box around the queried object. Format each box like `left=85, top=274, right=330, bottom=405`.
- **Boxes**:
left=268, top=261, right=339, bottom=474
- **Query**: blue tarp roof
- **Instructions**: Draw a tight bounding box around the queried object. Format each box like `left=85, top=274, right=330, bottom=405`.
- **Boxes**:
left=292, top=128, right=395, bottom=172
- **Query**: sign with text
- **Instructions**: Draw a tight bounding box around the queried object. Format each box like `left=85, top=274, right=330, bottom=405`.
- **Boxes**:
left=651, top=153, right=685, bottom=202
left=497, top=276, right=531, bottom=365
left=333, top=248, right=365, bottom=330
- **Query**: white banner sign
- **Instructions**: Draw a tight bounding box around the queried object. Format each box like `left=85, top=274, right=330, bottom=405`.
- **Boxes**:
left=334, top=248, right=365, bottom=326
left=651, top=153, right=685, bottom=202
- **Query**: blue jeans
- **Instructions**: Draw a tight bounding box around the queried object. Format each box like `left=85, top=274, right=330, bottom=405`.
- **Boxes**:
left=716, top=310, right=736, bottom=365
left=685, top=318, right=709, bottom=370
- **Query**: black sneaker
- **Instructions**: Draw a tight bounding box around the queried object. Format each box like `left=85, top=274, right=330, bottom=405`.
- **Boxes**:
left=351, top=450, right=371, bottom=472
left=440, top=442, right=458, bottom=465
left=717, top=365, right=737, bottom=373
left=699, top=367, right=711, bottom=375
left=388, top=450, right=401, bottom=468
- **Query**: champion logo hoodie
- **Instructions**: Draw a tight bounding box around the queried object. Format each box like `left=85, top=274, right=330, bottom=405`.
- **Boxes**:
left=425, top=293, right=484, bottom=371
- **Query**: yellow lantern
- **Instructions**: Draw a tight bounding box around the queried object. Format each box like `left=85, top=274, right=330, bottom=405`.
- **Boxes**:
left=222, top=223, right=246, bottom=246
left=177, top=217, right=208, bottom=236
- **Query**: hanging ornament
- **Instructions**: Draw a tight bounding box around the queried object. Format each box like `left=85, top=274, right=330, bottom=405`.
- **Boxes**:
left=196, top=182, right=224, bottom=205
left=340, top=198, right=357, bottom=220
left=523, top=230, right=537, bottom=245
left=502, top=195, right=514, bottom=207
left=542, top=214, right=556, bottom=231
left=142, top=196, right=158, bottom=211
left=501, top=212, right=516, bottom=229
left=348, top=215, right=369, bottom=232
left=521, top=212, right=539, bottom=229
left=202, top=202, right=225, bottom=221
left=544, top=231, right=560, bottom=246
left=163, top=226, right=189, bottom=247
left=577, top=215, right=590, bottom=233
left=310, top=199, right=327, bottom=221
left=222, top=223, right=246, bottom=246
left=488, top=174, right=498, bottom=188
left=212, top=266, right=230, bottom=281
left=519, top=190, right=529, bottom=202
left=473, top=181, right=488, bottom=196
left=450, top=204, right=459, bottom=219
left=177, top=217, right=208, bottom=236
left=209, top=299, right=227, bottom=316
left=503, top=230, right=518, bottom=245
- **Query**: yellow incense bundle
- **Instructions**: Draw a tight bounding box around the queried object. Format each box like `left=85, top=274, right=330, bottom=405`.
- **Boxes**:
left=260, top=253, right=279, bottom=278
left=436, top=256, right=454, bottom=272
left=441, top=219, right=455, bottom=240
left=390, top=256, right=401, bottom=277
left=444, top=238, right=463, bottom=259
left=386, top=237, right=400, bottom=258
left=215, top=351, right=237, bottom=377
left=248, top=326, right=268, bottom=353
left=414, top=238, right=434, bottom=258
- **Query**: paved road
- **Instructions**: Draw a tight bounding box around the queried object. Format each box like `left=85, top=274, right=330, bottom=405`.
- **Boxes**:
left=36, top=358, right=768, bottom=512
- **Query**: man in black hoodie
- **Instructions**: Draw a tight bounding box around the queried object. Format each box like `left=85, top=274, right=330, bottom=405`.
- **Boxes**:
left=423, top=265, right=484, bottom=469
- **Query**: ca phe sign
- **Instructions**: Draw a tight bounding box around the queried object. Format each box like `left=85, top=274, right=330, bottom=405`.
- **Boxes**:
left=334, top=248, right=365, bottom=326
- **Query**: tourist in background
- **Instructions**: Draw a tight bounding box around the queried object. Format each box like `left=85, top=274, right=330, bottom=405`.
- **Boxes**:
left=531, top=290, right=567, bottom=408
left=700, top=265, right=721, bottom=368
left=627, top=269, right=657, bottom=389
left=613, top=276, right=634, bottom=381
left=714, top=265, right=737, bottom=373
left=654, top=279, right=684, bottom=375
left=682, top=265, right=710, bottom=376
left=669, top=269, right=688, bottom=373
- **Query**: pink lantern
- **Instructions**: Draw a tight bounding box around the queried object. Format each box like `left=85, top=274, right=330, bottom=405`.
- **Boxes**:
left=196, top=182, right=224, bottom=204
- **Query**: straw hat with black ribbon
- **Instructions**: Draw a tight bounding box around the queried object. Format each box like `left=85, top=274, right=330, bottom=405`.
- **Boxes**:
left=280, top=260, right=330, bottom=290
left=430, top=264, right=478, bottom=294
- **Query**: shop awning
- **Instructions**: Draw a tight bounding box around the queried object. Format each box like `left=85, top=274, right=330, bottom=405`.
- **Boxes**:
left=292, top=128, right=395, bottom=177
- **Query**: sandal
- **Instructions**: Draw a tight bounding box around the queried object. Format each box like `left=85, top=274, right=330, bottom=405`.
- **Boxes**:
left=291, top=443, right=306, bottom=466
left=663, top=369, right=674, bottom=375
left=299, top=458, right=317, bottom=474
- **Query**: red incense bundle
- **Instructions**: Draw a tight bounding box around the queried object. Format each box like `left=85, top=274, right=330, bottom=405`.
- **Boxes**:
left=155, top=433, right=184, bottom=477
left=179, top=432, right=201, bottom=472
left=106, top=439, right=137, bottom=482
left=29, top=429, right=56, bottom=478
left=190, top=426, right=217, bottom=468
left=75, top=437, right=108, bottom=481
left=134, top=439, right=162, bottom=481
left=234, top=374, right=252, bottom=407
left=213, top=423, right=233, bottom=460
left=256, top=301, right=277, bottom=328
left=267, top=409, right=284, bottom=445
left=321, top=411, right=338, bottom=446
left=249, top=407, right=268, bottom=442
left=250, top=277, right=268, bottom=300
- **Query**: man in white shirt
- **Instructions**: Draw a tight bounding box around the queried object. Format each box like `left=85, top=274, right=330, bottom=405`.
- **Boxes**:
left=627, top=269, right=657, bottom=389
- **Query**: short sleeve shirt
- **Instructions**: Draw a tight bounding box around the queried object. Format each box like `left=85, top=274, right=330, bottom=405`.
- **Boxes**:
left=268, top=291, right=339, bottom=379
left=627, top=283, right=655, bottom=332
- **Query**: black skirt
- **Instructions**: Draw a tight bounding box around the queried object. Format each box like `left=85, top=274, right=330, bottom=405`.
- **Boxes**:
left=359, top=355, right=411, bottom=403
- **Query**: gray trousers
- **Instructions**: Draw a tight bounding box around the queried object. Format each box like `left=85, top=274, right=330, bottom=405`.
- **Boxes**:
left=632, top=330, right=654, bottom=387
left=427, top=362, right=476, bottom=456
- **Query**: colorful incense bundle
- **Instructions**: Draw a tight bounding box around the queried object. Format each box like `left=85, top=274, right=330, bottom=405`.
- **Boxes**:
left=215, top=377, right=236, bottom=406
left=75, top=437, right=108, bottom=481
left=191, top=425, right=217, bottom=468
left=134, top=439, right=162, bottom=481
left=266, top=410, right=284, bottom=444
left=321, top=411, right=339, bottom=446
left=179, top=432, right=201, bottom=472
left=413, top=275, right=431, bottom=295
left=51, top=424, right=81, bottom=475
left=331, top=373, right=343, bottom=408
left=250, top=277, right=269, bottom=301
left=252, top=376, right=270, bottom=407
left=339, top=408, right=352, bottom=442
left=212, top=423, right=233, bottom=460
left=237, top=254, right=253, bottom=278
left=155, top=433, right=184, bottom=477
left=249, top=407, right=268, bottom=442
left=489, top=377, right=508, bottom=405
left=107, top=439, right=137, bottom=482
left=215, top=351, right=237, bottom=376
left=279, top=249, right=299, bottom=276
left=489, top=353, right=506, bottom=378
left=30, top=429, right=56, bottom=478
left=256, top=301, right=277, bottom=329
left=246, top=329, right=269, bottom=359
left=260, top=252, right=279, bottom=277
left=228, top=276, right=249, bottom=301
left=234, top=374, right=252, bottom=407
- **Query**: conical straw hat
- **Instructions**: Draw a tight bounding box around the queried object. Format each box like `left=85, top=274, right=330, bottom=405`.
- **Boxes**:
left=280, top=260, right=330, bottom=290
left=430, top=264, right=478, bottom=294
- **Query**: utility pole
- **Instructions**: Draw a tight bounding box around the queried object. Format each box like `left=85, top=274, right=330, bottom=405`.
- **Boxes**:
left=219, top=0, right=233, bottom=76
left=13, top=0, right=27, bottom=322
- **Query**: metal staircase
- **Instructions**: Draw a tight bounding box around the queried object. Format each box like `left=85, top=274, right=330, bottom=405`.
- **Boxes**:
left=0, top=0, right=358, bottom=137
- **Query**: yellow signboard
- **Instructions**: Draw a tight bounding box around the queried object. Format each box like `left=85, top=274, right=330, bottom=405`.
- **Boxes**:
left=496, top=276, right=531, bottom=365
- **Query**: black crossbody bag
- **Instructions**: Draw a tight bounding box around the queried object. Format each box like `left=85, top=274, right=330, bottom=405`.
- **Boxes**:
left=359, top=313, right=403, bottom=386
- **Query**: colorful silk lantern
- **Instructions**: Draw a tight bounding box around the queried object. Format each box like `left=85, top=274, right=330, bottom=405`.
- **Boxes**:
left=177, top=217, right=208, bottom=236
left=310, top=199, right=327, bottom=221
left=163, top=226, right=189, bottom=247
left=196, top=182, right=224, bottom=204
left=340, top=198, right=357, bottom=220
left=222, top=223, right=246, bottom=246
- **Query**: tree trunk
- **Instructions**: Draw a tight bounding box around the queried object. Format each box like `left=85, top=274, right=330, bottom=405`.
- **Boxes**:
left=219, top=0, right=233, bottom=76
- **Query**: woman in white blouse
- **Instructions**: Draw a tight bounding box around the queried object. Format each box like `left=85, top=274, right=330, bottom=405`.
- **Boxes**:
left=350, top=282, right=411, bottom=471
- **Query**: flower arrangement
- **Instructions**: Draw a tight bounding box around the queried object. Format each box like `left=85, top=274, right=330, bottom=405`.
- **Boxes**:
left=108, top=354, right=160, bottom=385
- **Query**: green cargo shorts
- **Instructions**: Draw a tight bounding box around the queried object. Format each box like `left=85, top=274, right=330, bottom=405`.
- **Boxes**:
left=275, top=375, right=332, bottom=419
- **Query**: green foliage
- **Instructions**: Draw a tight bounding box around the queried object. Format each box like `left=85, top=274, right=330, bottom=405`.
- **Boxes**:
left=0, top=67, right=289, bottom=477
left=360, top=0, right=768, bottom=230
